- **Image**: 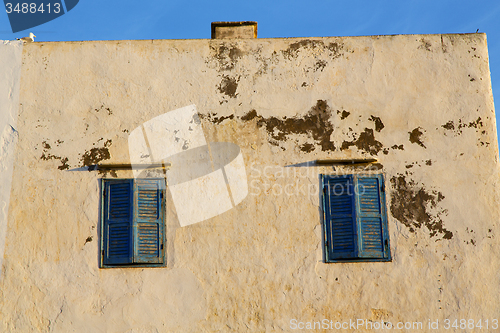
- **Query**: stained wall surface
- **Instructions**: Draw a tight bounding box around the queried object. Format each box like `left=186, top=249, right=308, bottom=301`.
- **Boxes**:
left=0, top=34, right=499, bottom=332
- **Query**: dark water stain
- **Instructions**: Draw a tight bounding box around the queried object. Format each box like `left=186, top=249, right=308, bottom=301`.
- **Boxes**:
left=390, top=174, right=452, bottom=240
left=369, top=115, right=385, bottom=132
left=409, top=127, right=426, bottom=148
left=391, top=144, right=404, bottom=150
left=341, top=128, right=383, bottom=156
left=218, top=75, right=239, bottom=98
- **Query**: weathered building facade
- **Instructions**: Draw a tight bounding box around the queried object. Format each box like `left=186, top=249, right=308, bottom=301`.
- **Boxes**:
left=0, top=32, right=499, bottom=332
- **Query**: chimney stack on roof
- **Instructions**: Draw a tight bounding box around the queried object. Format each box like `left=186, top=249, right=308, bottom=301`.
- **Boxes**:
left=211, top=21, right=257, bottom=39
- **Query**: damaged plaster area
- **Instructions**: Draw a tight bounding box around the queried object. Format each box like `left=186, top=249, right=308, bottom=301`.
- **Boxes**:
left=409, top=127, right=426, bottom=148
left=340, top=128, right=383, bottom=156
left=441, top=116, right=490, bottom=147
left=38, top=137, right=112, bottom=170
left=0, top=40, right=23, bottom=280
left=207, top=39, right=348, bottom=105
left=39, top=140, right=69, bottom=170
left=205, top=101, right=391, bottom=156
left=80, top=138, right=112, bottom=167
left=253, top=100, right=336, bottom=152
left=390, top=174, right=453, bottom=240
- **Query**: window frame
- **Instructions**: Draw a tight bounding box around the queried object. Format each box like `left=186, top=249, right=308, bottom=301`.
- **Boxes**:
left=321, top=173, right=391, bottom=263
left=100, top=178, right=166, bottom=268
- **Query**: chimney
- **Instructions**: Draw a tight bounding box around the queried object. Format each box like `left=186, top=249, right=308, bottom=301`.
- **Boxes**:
left=211, top=21, right=257, bottom=39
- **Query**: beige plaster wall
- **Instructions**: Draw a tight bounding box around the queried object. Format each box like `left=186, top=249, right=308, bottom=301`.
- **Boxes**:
left=0, top=33, right=499, bottom=332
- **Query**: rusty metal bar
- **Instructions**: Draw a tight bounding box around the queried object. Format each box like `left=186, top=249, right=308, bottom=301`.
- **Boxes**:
left=88, top=163, right=171, bottom=171
left=315, top=159, right=377, bottom=165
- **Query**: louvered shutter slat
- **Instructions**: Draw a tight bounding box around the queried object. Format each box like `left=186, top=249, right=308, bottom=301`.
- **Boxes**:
left=103, top=180, right=133, bottom=265
left=323, top=175, right=357, bottom=260
left=356, top=175, right=388, bottom=259
left=133, top=179, right=164, bottom=264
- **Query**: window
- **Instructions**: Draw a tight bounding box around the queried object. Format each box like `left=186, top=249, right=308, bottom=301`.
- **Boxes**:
left=321, top=174, right=390, bottom=262
left=101, top=178, right=165, bottom=267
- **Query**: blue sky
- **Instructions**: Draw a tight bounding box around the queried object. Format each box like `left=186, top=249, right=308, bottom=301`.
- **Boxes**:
left=1, top=0, right=500, bottom=145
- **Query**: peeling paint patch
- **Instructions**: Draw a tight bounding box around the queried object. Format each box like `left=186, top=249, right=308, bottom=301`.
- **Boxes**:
left=237, top=100, right=335, bottom=152
left=241, top=109, right=258, bottom=121
left=314, top=60, right=327, bottom=72
left=80, top=139, right=112, bottom=167
left=217, top=75, right=239, bottom=99
left=256, top=100, right=335, bottom=152
left=390, top=174, right=452, bottom=240
left=442, top=121, right=454, bottom=130
left=409, top=127, right=426, bottom=148
left=468, top=117, right=483, bottom=128
left=94, top=104, right=112, bottom=115
left=369, top=115, right=385, bottom=132
left=281, top=40, right=344, bottom=60
left=204, top=113, right=235, bottom=124
left=209, top=43, right=245, bottom=71
left=405, top=160, right=433, bottom=169
left=338, top=110, right=350, bottom=120
left=300, top=143, right=315, bottom=153
left=341, top=128, right=383, bottom=156
left=418, top=38, right=432, bottom=51
left=441, top=117, right=484, bottom=136
left=39, top=140, right=70, bottom=170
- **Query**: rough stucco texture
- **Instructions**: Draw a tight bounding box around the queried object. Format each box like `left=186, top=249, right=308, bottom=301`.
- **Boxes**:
left=0, top=34, right=499, bottom=332
left=0, top=40, right=23, bottom=281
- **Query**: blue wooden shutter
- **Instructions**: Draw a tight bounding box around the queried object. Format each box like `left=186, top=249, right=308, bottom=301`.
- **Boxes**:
left=133, top=179, right=165, bottom=264
left=323, top=175, right=357, bottom=260
left=103, top=180, right=133, bottom=265
left=355, top=175, right=389, bottom=259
